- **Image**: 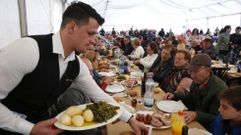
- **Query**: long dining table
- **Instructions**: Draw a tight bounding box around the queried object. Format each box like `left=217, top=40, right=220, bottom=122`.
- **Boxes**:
left=106, top=84, right=206, bottom=135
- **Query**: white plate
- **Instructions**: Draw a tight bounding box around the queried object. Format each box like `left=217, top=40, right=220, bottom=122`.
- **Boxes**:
left=130, top=71, right=143, bottom=78
left=119, top=102, right=135, bottom=113
left=156, top=100, right=186, bottom=113
left=54, top=103, right=123, bottom=131
left=112, top=93, right=127, bottom=98
left=121, top=80, right=140, bottom=88
left=135, top=111, right=171, bottom=129
left=105, top=83, right=125, bottom=93
left=188, top=128, right=212, bottom=135
left=99, top=71, right=116, bottom=77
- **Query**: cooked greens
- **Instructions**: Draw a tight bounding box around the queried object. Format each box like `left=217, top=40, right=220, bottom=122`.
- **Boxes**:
left=87, top=101, right=119, bottom=123
left=116, top=75, right=126, bottom=81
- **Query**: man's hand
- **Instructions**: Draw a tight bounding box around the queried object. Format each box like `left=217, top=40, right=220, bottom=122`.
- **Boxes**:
left=162, top=92, right=174, bottom=100
left=30, top=118, right=63, bottom=135
left=183, top=111, right=197, bottom=124
left=128, top=117, right=148, bottom=135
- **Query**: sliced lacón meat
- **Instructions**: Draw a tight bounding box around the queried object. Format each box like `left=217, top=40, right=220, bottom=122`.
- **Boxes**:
left=150, top=117, right=163, bottom=127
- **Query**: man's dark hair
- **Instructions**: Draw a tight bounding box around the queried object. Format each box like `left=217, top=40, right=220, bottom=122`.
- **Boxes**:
left=61, top=2, right=105, bottom=28
left=162, top=44, right=176, bottom=56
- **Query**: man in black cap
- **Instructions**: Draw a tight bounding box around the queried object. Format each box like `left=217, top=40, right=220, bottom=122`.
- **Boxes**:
left=163, top=54, right=228, bottom=129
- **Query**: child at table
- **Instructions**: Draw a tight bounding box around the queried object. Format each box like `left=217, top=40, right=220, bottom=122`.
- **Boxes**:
left=210, top=86, right=241, bottom=135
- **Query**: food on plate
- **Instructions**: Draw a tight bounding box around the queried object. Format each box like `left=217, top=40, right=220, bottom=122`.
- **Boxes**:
left=116, top=75, right=127, bottom=81
left=82, top=109, right=94, bottom=122
left=122, top=80, right=139, bottom=88
left=135, top=114, right=152, bottom=125
left=151, top=117, right=163, bottom=127
left=99, top=63, right=109, bottom=70
left=152, top=113, right=171, bottom=126
left=135, top=112, right=171, bottom=128
left=65, top=105, right=86, bottom=116
left=72, top=115, right=84, bottom=127
left=58, top=101, right=119, bottom=127
left=101, top=57, right=108, bottom=62
left=87, top=101, right=120, bottom=123
left=59, top=114, right=72, bottom=126
left=127, top=90, right=137, bottom=97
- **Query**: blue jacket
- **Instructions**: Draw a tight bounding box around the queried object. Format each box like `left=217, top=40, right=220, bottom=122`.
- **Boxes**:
left=210, top=114, right=241, bottom=135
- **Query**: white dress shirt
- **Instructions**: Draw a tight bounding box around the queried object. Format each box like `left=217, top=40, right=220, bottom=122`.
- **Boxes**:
left=139, top=53, right=158, bottom=72
left=129, top=46, right=145, bottom=59
left=0, top=32, right=131, bottom=134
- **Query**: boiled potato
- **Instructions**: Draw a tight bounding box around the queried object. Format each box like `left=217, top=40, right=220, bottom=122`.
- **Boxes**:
left=72, top=115, right=84, bottom=127
left=83, top=109, right=94, bottom=122
left=65, top=105, right=86, bottom=116
left=60, top=114, right=71, bottom=126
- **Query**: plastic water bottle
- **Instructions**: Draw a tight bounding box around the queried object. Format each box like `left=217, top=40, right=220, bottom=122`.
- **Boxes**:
left=124, top=61, right=129, bottom=74
left=114, top=48, right=120, bottom=59
left=119, top=56, right=125, bottom=74
left=144, top=74, right=155, bottom=109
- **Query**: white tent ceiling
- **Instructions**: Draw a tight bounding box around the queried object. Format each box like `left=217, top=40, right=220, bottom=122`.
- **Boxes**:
left=76, top=0, right=241, bottom=33
left=1, top=0, right=241, bottom=48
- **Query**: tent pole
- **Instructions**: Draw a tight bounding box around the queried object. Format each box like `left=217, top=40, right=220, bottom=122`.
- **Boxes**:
left=18, top=0, right=28, bottom=37
left=206, top=17, right=209, bottom=31
left=240, top=13, right=241, bottom=26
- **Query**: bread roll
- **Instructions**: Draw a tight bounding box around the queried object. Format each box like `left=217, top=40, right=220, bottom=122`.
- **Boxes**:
left=83, top=109, right=94, bottom=122
left=127, top=90, right=137, bottom=97
left=65, top=105, right=86, bottom=116
left=72, top=115, right=84, bottom=127
left=60, top=114, right=71, bottom=126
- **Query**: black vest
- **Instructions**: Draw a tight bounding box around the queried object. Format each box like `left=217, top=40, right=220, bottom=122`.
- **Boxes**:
left=2, top=34, right=80, bottom=124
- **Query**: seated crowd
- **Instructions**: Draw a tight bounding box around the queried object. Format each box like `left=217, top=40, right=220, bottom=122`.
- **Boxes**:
left=2, top=2, right=240, bottom=135
left=88, top=27, right=241, bottom=134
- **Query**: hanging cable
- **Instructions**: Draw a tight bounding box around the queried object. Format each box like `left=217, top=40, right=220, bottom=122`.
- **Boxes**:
left=103, top=0, right=109, bottom=18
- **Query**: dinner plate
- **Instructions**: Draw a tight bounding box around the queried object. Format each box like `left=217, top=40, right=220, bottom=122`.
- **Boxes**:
left=99, top=71, right=116, bottom=77
left=54, top=103, right=124, bottom=131
left=105, top=83, right=125, bottom=93
left=119, top=102, right=135, bottom=113
left=120, top=80, right=140, bottom=88
left=130, top=71, right=143, bottom=78
left=156, top=100, right=186, bottom=113
left=135, top=111, right=171, bottom=129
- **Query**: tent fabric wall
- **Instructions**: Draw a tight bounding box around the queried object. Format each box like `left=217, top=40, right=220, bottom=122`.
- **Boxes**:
left=1, top=0, right=241, bottom=48
left=26, top=0, right=63, bottom=35
left=0, top=0, right=64, bottom=48
left=0, top=0, right=21, bottom=49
